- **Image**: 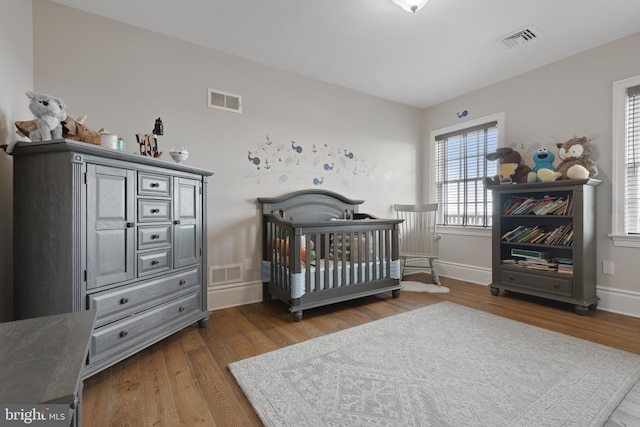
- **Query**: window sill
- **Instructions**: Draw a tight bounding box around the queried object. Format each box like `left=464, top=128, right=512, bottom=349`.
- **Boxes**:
left=438, top=226, right=492, bottom=238
left=609, top=234, right=640, bottom=248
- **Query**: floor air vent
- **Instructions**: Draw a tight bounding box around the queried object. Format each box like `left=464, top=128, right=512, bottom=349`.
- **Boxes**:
left=500, top=26, right=540, bottom=48
left=210, top=264, right=242, bottom=285
left=208, top=89, right=242, bottom=113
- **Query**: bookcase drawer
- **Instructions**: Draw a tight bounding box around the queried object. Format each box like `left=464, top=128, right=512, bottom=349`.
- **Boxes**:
left=500, top=268, right=572, bottom=297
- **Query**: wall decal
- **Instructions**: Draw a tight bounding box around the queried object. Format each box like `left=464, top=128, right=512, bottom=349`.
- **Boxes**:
left=244, top=134, right=390, bottom=188
left=457, top=110, right=469, bottom=118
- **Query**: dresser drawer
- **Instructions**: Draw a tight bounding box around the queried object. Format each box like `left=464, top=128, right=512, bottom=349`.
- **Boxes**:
left=138, top=172, right=171, bottom=196
left=138, top=199, right=172, bottom=222
left=138, top=248, right=172, bottom=276
left=88, top=268, right=200, bottom=325
left=138, top=225, right=172, bottom=249
left=500, top=268, right=572, bottom=297
left=89, top=292, right=200, bottom=363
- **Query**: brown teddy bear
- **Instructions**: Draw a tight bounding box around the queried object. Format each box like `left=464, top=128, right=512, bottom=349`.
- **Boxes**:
left=484, top=147, right=532, bottom=185
left=555, top=136, right=598, bottom=180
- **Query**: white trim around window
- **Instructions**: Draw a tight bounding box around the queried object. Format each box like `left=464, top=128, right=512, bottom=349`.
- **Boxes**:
left=428, top=112, right=505, bottom=235
left=611, top=75, right=640, bottom=248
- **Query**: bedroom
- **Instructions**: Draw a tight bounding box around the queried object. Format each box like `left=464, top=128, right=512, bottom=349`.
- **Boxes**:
left=2, top=0, right=639, bottom=319
left=0, top=0, right=639, bottom=423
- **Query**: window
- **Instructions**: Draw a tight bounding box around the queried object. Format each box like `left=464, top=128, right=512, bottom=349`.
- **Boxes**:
left=612, top=75, right=640, bottom=247
left=431, top=114, right=502, bottom=228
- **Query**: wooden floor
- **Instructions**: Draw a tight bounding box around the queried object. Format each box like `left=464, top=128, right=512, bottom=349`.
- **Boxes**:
left=82, top=275, right=640, bottom=426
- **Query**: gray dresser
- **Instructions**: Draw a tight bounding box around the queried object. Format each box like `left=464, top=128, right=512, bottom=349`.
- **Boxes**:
left=11, top=140, right=214, bottom=377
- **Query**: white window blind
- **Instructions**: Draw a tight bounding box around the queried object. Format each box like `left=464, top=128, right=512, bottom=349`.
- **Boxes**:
left=626, top=84, right=640, bottom=234
left=434, top=121, right=498, bottom=227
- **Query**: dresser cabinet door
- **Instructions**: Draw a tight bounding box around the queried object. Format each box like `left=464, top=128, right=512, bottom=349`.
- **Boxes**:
left=86, top=164, right=136, bottom=289
left=173, top=178, right=202, bottom=268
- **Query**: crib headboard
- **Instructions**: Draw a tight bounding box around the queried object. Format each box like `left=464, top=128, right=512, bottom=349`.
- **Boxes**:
left=257, top=189, right=364, bottom=222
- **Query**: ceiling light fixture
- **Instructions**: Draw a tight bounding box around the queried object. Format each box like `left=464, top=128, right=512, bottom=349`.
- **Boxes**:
left=392, top=0, right=429, bottom=13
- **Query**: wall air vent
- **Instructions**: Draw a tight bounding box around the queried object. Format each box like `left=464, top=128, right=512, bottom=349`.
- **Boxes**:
left=208, top=88, right=242, bottom=113
left=500, top=26, right=540, bottom=48
left=210, top=264, right=242, bottom=285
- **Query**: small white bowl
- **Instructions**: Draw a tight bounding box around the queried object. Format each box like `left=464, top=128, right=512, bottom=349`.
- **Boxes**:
left=169, top=150, right=189, bottom=163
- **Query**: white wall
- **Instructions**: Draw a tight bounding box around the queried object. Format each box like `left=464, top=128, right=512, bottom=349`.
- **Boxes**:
left=424, top=31, right=640, bottom=317
left=0, top=0, right=33, bottom=321
left=31, top=0, right=422, bottom=309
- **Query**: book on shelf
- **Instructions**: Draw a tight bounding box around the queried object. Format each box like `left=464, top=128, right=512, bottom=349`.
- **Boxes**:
left=557, top=257, right=574, bottom=274
left=510, top=248, right=552, bottom=259
left=501, top=224, right=573, bottom=246
left=502, top=195, right=573, bottom=216
left=502, top=257, right=558, bottom=270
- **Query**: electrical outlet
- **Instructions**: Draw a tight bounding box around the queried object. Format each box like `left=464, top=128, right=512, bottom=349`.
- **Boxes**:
left=245, top=258, right=253, bottom=271
left=602, top=260, right=614, bottom=275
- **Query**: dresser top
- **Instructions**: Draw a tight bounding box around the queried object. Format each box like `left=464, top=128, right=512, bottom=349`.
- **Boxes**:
left=0, top=310, right=96, bottom=404
left=8, top=139, right=215, bottom=177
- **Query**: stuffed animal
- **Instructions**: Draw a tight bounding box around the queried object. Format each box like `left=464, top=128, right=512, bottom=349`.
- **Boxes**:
left=25, top=91, right=67, bottom=141
left=485, top=147, right=532, bottom=185
left=537, top=168, right=562, bottom=182
left=528, top=147, right=559, bottom=182
left=555, top=136, right=598, bottom=180
left=15, top=115, right=100, bottom=146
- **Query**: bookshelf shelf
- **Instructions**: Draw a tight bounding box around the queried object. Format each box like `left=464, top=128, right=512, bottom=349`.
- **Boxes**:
left=488, top=178, right=601, bottom=314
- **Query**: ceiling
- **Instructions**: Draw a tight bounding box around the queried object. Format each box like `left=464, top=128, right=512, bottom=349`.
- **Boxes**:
left=51, top=0, right=640, bottom=109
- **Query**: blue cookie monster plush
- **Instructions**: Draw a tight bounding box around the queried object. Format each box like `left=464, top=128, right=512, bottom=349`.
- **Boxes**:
left=530, top=148, right=556, bottom=182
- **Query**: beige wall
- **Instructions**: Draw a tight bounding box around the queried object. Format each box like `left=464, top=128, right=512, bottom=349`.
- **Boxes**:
left=424, top=31, right=640, bottom=316
left=30, top=0, right=421, bottom=308
left=0, top=0, right=33, bottom=321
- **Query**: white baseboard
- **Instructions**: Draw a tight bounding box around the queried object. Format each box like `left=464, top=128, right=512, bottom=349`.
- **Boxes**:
left=207, top=281, right=262, bottom=311
left=595, top=286, right=640, bottom=318
left=431, top=261, right=640, bottom=318
left=206, top=265, right=640, bottom=320
left=433, top=260, right=492, bottom=285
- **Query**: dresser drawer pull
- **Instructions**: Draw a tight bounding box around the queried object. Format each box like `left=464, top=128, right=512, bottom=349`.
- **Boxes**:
left=179, top=306, right=185, bottom=312
left=150, top=182, right=160, bottom=188
left=554, top=283, right=560, bottom=289
left=179, top=279, right=186, bottom=285
left=151, top=234, right=160, bottom=239
left=151, top=260, right=159, bottom=266
left=509, top=275, right=514, bottom=280
left=150, top=208, right=160, bottom=214
left=126, top=222, right=134, bottom=228
left=120, top=297, right=129, bottom=304
left=119, top=330, right=129, bottom=338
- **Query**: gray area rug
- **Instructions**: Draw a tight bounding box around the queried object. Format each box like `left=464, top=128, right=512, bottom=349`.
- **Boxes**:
left=229, top=302, right=640, bottom=426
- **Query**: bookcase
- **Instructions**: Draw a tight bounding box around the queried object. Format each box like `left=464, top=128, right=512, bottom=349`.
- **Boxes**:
left=488, top=178, right=601, bottom=314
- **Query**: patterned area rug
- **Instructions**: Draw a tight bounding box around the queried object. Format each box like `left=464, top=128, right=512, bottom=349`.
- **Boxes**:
left=229, top=302, right=640, bottom=427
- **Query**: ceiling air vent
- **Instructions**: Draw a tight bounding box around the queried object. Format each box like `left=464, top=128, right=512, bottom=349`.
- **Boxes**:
left=500, top=26, right=540, bottom=48
left=208, top=88, right=242, bottom=113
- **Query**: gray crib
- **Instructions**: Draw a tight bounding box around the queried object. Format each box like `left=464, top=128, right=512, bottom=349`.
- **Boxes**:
left=258, top=189, right=403, bottom=321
